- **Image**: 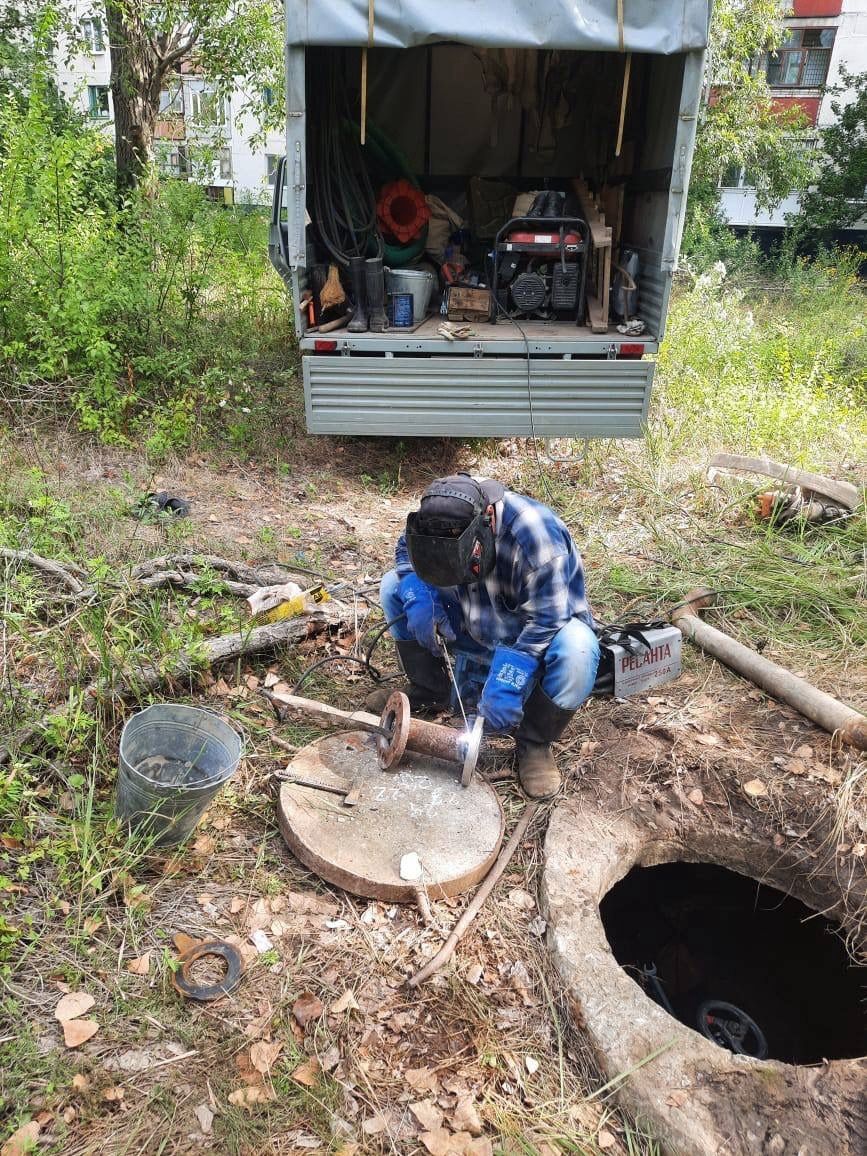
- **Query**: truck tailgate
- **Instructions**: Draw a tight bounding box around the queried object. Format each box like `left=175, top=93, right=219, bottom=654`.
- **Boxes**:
left=303, top=355, right=653, bottom=437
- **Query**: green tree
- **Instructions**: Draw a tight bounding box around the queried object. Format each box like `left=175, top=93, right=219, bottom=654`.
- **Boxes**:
left=794, top=68, right=867, bottom=240
left=104, top=0, right=282, bottom=191
left=685, top=0, right=813, bottom=252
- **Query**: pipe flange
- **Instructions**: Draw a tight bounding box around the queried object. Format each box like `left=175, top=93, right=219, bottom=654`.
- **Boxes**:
left=172, top=940, right=244, bottom=1001
left=460, top=716, right=485, bottom=787
left=378, top=691, right=411, bottom=770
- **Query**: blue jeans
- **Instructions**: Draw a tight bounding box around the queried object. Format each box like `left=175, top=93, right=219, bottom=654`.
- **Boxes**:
left=380, top=569, right=600, bottom=711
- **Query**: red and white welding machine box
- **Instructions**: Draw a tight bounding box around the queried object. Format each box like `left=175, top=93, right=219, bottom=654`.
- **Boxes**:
left=609, top=624, right=682, bottom=698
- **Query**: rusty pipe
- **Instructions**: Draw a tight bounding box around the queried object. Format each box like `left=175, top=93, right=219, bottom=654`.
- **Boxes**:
left=672, top=588, right=867, bottom=751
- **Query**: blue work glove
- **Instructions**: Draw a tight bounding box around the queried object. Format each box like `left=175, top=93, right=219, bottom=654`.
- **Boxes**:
left=399, top=573, right=456, bottom=654
left=478, top=645, right=539, bottom=732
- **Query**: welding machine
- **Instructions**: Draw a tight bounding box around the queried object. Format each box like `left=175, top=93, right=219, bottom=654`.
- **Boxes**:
left=491, top=216, right=589, bottom=324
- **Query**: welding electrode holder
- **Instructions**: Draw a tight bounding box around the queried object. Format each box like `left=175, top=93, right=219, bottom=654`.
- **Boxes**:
left=377, top=691, right=484, bottom=787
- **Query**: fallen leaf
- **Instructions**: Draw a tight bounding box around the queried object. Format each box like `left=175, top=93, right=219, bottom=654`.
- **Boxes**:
left=62, top=1107, right=75, bottom=1124
left=405, top=1067, right=439, bottom=1094
left=320, top=1045, right=340, bottom=1071
left=250, top=1040, right=283, bottom=1075
left=786, top=759, right=808, bottom=776
left=72, top=1073, right=90, bottom=1092
left=794, top=744, right=814, bottom=760
left=419, top=1129, right=452, bottom=1156
left=213, top=678, right=232, bottom=697
left=229, top=897, right=246, bottom=914
left=598, top=1130, right=617, bottom=1149
left=773, top=833, right=785, bottom=848
left=102, top=1086, right=124, bottom=1103
left=63, top=1019, right=99, bottom=1048
left=465, top=963, right=483, bottom=985
left=55, top=992, right=95, bottom=1022
left=452, top=1096, right=483, bottom=1136
left=172, top=932, right=200, bottom=955
left=126, top=952, right=151, bottom=976
left=361, top=1115, right=387, bottom=1136
left=465, top=1141, right=493, bottom=1156
left=293, top=991, right=324, bottom=1028
left=194, top=1104, right=214, bottom=1134
left=743, top=778, right=769, bottom=798
left=1, top=1120, right=41, bottom=1156
left=0, top=835, right=23, bottom=851
left=292, top=1058, right=321, bottom=1087
left=409, top=1099, right=443, bottom=1132
left=192, top=834, right=215, bottom=856
left=264, top=671, right=280, bottom=689
left=244, top=674, right=260, bottom=690
left=228, top=1085, right=276, bottom=1109
left=524, top=1055, right=539, bottom=1075
left=330, top=990, right=359, bottom=1014
left=695, top=732, right=720, bottom=747
left=687, top=788, right=704, bottom=805
left=82, top=916, right=102, bottom=936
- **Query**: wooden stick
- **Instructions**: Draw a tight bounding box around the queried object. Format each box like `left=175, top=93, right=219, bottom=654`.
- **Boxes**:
left=616, top=52, right=631, bottom=158
left=407, top=802, right=540, bottom=987
left=360, top=0, right=374, bottom=145
left=0, top=548, right=92, bottom=597
left=263, top=688, right=382, bottom=733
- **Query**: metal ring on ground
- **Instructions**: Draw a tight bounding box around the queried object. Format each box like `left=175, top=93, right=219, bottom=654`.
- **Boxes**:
left=172, top=940, right=244, bottom=1001
left=460, top=716, right=485, bottom=787
left=377, top=691, right=410, bottom=770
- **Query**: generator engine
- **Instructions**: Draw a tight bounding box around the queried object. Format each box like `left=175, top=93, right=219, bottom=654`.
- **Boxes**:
left=491, top=217, right=588, bottom=324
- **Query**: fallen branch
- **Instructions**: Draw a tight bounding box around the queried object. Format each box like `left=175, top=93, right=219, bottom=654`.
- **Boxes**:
left=0, top=548, right=93, bottom=598
left=407, top=801, right=540, bottom=987
left=0, top=610, right=340, bottom=765
left=130, top=554, right=265, bottom=584
left=134, top=570, right=260, bottom=597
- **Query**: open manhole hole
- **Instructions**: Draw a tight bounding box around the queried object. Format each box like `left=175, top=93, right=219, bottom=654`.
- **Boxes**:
left=600, top=861, right=867, bottom=1065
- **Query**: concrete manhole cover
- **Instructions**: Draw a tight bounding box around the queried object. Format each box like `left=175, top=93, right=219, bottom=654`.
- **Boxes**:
left=542, top=801, right=867, bottom=1155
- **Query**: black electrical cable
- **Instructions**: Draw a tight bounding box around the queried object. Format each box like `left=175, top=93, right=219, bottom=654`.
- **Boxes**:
left=308, top=51, right=381, bottom=266
left=289, top=614, right=407, bottom=694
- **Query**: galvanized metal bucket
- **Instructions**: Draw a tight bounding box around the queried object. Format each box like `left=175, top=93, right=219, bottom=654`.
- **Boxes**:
left=115, top=704, right=242, bottom=846
left=385, top=268, right=435, bottom=323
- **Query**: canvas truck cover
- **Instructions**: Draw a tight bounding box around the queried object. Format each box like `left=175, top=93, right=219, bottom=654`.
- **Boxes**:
left=287, top=0, right=711, bottom=55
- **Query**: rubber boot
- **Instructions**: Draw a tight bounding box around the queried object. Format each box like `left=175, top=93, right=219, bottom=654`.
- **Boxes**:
left=514, top=683, right=577, bottom=799
left=365, top=640, right=451, bottom=715
left=347, top=256, right=368, bottom=333
left=365, top=257, right=388, bottom=333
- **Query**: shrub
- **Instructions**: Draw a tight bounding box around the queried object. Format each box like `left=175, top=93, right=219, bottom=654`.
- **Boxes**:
left=0, top=80, right=293, bottom=455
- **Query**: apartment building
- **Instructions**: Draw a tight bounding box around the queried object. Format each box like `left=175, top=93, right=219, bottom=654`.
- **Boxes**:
left=719, top=0, right=867, bottom=231
left=55, top=5, right=285, bottom=203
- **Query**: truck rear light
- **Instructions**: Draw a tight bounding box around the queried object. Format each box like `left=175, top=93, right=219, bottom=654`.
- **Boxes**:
left=619, top=343, right=645, bottom=358
left=314, top=339, right=338, bottom=352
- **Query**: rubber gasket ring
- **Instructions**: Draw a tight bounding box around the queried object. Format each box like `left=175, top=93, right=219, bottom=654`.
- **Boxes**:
left=172, top=940, right=244, bottom=1001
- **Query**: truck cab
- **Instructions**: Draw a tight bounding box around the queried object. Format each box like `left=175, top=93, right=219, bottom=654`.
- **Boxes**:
left=270, top=0, right=709, bottom=438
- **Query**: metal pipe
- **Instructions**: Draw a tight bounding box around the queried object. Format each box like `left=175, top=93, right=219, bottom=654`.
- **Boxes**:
left=672, top=588, right=867, bottom=751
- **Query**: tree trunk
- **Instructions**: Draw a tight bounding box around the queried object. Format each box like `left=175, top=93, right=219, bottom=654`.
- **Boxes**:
left=105, top=0, right=161, bottom=193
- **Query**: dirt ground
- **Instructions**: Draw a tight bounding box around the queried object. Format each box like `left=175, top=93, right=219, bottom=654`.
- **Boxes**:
left=1, top=431, right=865, bottom=1156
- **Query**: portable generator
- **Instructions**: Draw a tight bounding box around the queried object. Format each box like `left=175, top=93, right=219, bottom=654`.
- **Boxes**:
left=490, top=216, right=589, bottom=325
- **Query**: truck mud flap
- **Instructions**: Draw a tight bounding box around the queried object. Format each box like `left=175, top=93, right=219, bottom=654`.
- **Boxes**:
left=302, top=355, right=654, bottom=438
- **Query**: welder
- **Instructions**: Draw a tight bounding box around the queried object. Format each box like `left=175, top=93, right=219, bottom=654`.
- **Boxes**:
left=368, top=475, right=599, bottom=798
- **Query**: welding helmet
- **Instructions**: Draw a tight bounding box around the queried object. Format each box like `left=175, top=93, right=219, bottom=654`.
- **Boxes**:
left=405, top=474, right=504, bottom=587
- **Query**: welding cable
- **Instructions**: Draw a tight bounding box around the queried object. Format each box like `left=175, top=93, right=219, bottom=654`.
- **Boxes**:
left=290, top=613, right=407, bottom=693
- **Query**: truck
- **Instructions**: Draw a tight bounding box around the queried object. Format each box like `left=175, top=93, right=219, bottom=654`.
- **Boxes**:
left=269, top=0, right=710, bottom=439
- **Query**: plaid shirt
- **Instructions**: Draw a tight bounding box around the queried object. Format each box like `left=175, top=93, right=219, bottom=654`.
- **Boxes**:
left=395, top=490, right=593, bottom=658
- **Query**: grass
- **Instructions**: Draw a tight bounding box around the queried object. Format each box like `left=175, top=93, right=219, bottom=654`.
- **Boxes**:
left=0, top=254, right=865, bottom=1153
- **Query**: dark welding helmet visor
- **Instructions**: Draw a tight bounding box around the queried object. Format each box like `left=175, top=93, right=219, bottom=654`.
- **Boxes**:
left=406, top=511, right=496, bottom=587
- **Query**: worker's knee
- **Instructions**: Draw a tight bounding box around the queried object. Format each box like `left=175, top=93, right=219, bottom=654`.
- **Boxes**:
left=539, top=619, right=600, bottom=710
left=380, top=570, right=414, bottom=640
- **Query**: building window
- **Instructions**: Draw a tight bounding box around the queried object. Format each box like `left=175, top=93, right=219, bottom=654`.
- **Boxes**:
left=159, top=84, right=184, bottom=116
left=266, top=154, right=281, bottom=185
left=188, top=86, right=226, bottom=126
left=218, top=148, right=232, bottom=179
left=764, top=28, right=835, bottom=89
left=157, top=143, right=189, bottom=177
left=87, top=85, right=110, bottom=118
left=80, top=17, right=104, bottom=52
